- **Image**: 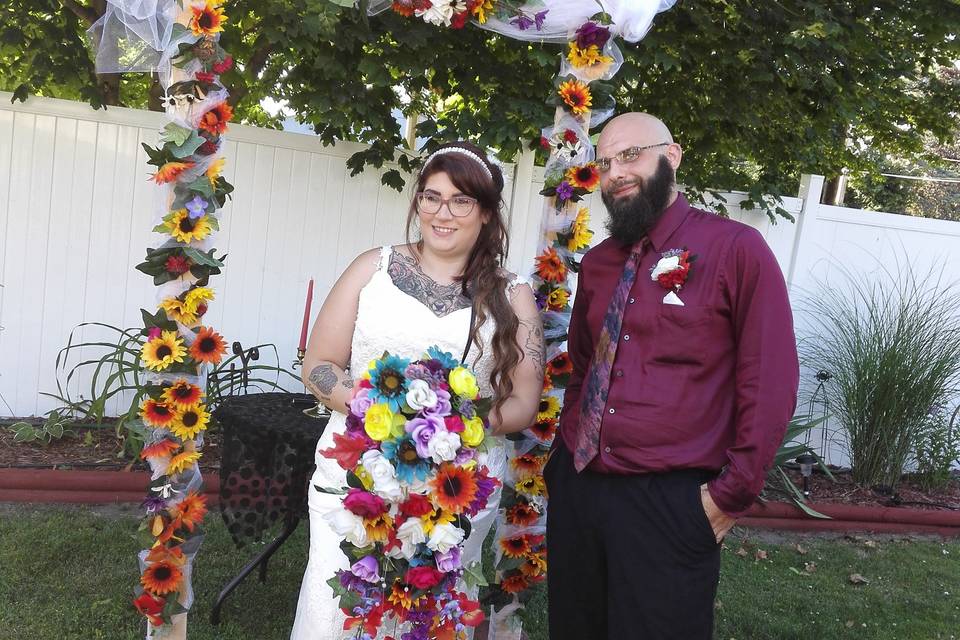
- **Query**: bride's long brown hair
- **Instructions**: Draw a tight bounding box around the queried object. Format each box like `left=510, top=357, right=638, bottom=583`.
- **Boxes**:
left=405, top=142, right=520, bottom=418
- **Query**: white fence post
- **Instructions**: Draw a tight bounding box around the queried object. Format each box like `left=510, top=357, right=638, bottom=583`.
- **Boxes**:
left=786, top=174, right=825, bottom=290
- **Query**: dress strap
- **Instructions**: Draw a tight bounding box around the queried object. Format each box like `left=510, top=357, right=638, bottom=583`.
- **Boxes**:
left=376, top=245, right=393, bottom=273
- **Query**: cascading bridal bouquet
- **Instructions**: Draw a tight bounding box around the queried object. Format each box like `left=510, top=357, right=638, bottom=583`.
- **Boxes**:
left=319, top=347, right=500, bottom=639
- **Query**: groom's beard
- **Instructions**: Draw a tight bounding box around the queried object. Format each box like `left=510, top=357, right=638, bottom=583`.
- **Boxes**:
left=601, top=156, right=675, bottom=245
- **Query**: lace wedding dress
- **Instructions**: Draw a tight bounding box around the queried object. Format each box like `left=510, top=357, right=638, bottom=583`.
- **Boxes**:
left=291, top=246, right=524, bottom=639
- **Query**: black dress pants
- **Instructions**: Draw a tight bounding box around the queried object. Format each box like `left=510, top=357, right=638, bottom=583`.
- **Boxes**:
left=545, top=441, right=721, bottom=640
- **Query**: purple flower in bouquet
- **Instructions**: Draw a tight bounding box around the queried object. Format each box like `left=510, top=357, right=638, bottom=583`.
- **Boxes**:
left=435, top=546, right=462, bottom=572
left=349, top=387, right=374, bottom=417
left=350, top=555, right=381, bottom=583
left=458, top=399, right=476, bottom=420
left=337, top=568, right=366, bottom=592
left=576, top=21, right=611, bottom=49
left=345, top=411, right=364, bottom=434
left=405, top=362, right=443, bottom=388
left=424, top=387, right=452, bottom=416
left=454, top=447, right=477, bottom=466
left=465, top=471, right=498, bottom=517
left=406, top=414, right=445, bottom=458
left=556, top=181, right=574, bottom=201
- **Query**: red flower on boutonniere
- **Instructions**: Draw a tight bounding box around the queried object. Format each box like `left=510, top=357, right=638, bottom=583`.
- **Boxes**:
left=650, top=248, right=697, bottom=292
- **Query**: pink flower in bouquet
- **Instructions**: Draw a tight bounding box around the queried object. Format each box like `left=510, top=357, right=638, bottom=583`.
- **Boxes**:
left=351, top=555, right=380, bottom=583
left=443, top=415, right=465, bottom=433
left=343, top=488, right=388, bottom=519
left=405, top=566, right=444, bottom=589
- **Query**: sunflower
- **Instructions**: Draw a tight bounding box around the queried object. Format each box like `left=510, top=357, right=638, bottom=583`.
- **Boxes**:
left=183, top=286, right=215, bottom=313
left=542, top=373, right=554, bottom=392
left=537, top=395, right=561, bottom=422
left=500, top=573, right=531, bottom=594
left=515, top=474, right=547, bottom=497
left=162, top=379, right=204, bottom=409
left=500, top=535, right=532, bottom=558
left=163, top=209, right=213, bottom=244
left=142, top=331, right=187, bottom=371
left=546, top=287, right=570, bottom=311
left=568, top=207, right=594, bottom=252
left=141, top=560, right=183, bottom=596
left=170, top=404, right=210, bottom=440
left=159, top=297, right=201, bottom=325
left=133, top=592, right=166, bottom=626
left=198, top=101, right=233, bottom=136
left=546, top=353, right=573, bottom=377
left=565, top=163, right=601, bottom=192
left=189, top=0, right=227, bottom=36
left=471, top=0, right=494, bottom=22
left=206, top=157, right=225, bottom=187
left=387, top=580, right=426, bottom=611
left=506, top=502, right=541, bottom=527
left=190, top=326, right=227, bottom=364
left=367, top=354, right=411, bottom=412
left=528, top=419, right=557, bottom=442
left=391, top=0, right=416, bottom=17
left=420, top=507, right=455, bottom=535
left=430, top=464, right=479, bottom=514
left=141, top=398, right=177, bottom=427
left=151, top=160, right=195, bottom=184
left=535, top=247, right=567, bottom=284
left=140, top=438, right=181, bottom=460
left=172, top=492, right=208, bottom=532
left=558, top=79, right=592, bottom=116
left=511, top=453, right=547, bottom=476
left=363, top=512, right=394, bottom=543
left=567, top=43, right=613, bottom=68
left=520, top=551, right=548, bottom=578
left=166, top=450, right=202, bottom=475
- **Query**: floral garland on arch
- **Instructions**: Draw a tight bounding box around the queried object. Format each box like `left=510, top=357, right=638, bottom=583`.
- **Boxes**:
left=86, top=1, right=235, bottom=636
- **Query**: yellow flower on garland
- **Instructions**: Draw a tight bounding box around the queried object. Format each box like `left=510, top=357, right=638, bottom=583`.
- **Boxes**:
left=184, top=286, right=215, bottom=314
left=364, top=403, right=394, bottom=441
left=567, top=43, right=614, bottom=69
left=471, top=0, right=494, bottom=22
left=558, top=79, right=592, bottom=115
left=515, top=474, right=547, bottom=497
left=565, top=163, right=601, bottom=192
left=170, top=404, right=210, bottom=441
left=537, top=395, right=561, bottom=422
left=546, top=287, right=570, bottom=311
left=142, top=331, right=187, bottom=371
left=448, top=367, right=479, bottom=399
left=159, top=297, right=201, bottom=325
left=190, top=0, right=227, bottom=37
left=162, top=379, right=204, bottom=409
left=568, top=207, right=594, bottom=252
left=164, top=209, right=213, bottom=244
left=535, top=247, right=567, bottom=284
left=206, top=157, right=225, bottom=187
left=166, top=450, right=202, bottom=475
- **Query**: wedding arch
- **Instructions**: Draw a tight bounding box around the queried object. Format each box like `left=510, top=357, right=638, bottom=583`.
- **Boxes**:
left=87, top=0, right=675, bottom=637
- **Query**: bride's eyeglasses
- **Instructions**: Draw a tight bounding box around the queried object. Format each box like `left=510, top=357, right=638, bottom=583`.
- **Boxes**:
left=416, top=192, right=478, bottom=217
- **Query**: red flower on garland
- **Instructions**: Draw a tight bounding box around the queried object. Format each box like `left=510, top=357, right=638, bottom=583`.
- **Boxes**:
left=195, top=71, right=215, bottom=83
left=198, top=101, right=233, bottom=136
left=500, top=573, right=531, bottom=594
left=133, top=592, right=166, bottom=626
left=212, top=55, right=233, bottom=74
left=165, top=254, right=192, bottom=275
left=563, top=129, right=579, bottom=144
left=534, top=247, right=567, bottom=284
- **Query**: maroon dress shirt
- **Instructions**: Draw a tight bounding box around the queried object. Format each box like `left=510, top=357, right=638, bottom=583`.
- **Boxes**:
left=559, top=193, right=800, bottom=517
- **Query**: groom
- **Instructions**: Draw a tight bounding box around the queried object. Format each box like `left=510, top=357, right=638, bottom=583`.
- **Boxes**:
left=545, top=113, right=799, bottom=639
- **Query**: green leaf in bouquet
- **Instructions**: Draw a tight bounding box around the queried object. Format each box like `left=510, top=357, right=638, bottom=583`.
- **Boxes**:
left=314, top=485, right=347, bottom=496
left=473, top=397, right=493, bottom=416
left=345, top=470, right=366, bottom=490
left=159, top=122, right=194, bottom=147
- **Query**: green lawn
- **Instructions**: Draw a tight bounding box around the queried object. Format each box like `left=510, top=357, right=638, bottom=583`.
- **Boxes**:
left=0, top=505, right=957, bottom=639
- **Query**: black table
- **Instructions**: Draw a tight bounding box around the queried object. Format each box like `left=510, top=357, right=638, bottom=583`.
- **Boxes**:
left=210, top=392, right=327, bottom=624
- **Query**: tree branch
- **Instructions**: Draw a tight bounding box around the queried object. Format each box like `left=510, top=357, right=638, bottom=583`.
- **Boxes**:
left=59, top=0, right=100, bottom=25
left=227, top=37, right=273, bottom=106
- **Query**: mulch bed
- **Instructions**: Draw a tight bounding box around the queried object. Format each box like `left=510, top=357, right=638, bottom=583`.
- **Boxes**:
left=1, top=420, right=957, bottom=511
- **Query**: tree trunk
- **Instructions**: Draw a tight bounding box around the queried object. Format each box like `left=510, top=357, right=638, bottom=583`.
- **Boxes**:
left=98, top=73, right=121, bottom=106
left=822, top=175, right=847, bottom=205
left=148, top=73, right=167, bottom=112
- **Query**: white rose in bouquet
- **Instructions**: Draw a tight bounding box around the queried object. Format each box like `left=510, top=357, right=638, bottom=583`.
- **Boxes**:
left=427, top=521, right=465, bottom=554
left=325, top=508, right=369, bottom=547
left=427, top=430, right=461, bottom=464
left=396, top=517, right=428, bottom=560
left=361, top=450, right=403, bottom=501
left=405, top=379, right=439, bottom=411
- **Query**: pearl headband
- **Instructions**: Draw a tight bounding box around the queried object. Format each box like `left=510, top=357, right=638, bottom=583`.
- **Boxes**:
left=423, top=147, right=493, bottom=180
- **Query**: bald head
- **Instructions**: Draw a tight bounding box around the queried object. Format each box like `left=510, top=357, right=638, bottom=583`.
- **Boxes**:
left=598, top=113, right=674, bottom=154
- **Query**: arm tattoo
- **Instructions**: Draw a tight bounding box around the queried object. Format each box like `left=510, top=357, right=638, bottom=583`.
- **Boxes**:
left=308, top=364, right=338, bottom=400
left=341, top=378, right=354, bottom=389
left=387, top=250, right=471, bottom=317
left=519, top=317, right=545, bottom=378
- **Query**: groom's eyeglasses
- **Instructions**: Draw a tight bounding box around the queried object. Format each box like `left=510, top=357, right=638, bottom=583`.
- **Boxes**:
left=416, top=192, right=478, bottom=217
left=595, top=143, right=670, bottom=173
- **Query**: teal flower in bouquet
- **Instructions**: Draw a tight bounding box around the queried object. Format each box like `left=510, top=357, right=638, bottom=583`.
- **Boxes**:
left=426, top=346, right=459, bottom=370
left=368, top=354, right=411, bottom=412
left=382, top=434, right=431, bottom=483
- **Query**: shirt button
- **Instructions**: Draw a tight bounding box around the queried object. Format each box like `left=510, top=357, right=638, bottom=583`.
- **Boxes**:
left=615, top=370, right=624, bottom=377
left=629, top=297, right=635, bottom=304
left=604, top=446, right=611, bottom=453
left=608, top=408, right=615, bottom=414
left=623, top=334, right=630, bottom=341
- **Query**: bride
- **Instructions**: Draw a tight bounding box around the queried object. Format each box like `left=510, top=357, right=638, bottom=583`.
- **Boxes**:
left=291, top=141, right=544, bottom=639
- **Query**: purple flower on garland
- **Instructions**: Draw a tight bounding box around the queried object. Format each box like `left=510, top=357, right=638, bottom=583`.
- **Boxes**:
left=534, top=9, right=548, bottom=30
left=534, top=289, right=548, bottom=311
left=512, top=9, right=548, bottom=31
left=141, top=495, right=167, bottom=514
left=556, top=181, right=574, bottom=201
left=185, top=195, right=207, bottom=219
left=576, top=21, right=611, bottom=49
